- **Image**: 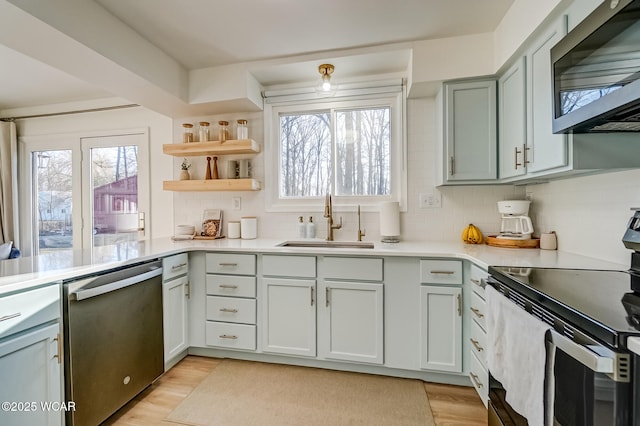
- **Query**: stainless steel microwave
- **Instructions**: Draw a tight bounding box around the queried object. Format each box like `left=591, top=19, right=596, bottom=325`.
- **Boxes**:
left=551, top=0, right=640, bottom=133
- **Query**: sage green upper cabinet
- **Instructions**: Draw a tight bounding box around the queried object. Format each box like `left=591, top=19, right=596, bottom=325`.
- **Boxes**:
left=525, top=16, right=568, bottom=174
left=498, top=57, right=527, bottom=180
left=438, top=80, right=497, bottom=184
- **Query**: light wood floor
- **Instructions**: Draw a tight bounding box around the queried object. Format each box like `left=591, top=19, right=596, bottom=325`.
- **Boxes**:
left=103, top=355, right=487, bottom=426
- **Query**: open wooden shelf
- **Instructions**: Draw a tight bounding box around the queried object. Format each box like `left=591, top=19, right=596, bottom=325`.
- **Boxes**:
left=163, top=139, right=260, bottom=156
left=163, top=178, right=261, bottom=192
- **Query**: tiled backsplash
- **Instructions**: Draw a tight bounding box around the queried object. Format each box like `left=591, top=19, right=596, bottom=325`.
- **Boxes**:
left=526, top=169, right=640, bottom=267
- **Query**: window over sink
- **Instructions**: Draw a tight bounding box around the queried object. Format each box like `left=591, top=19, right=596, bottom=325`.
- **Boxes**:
left=264, top=85, right=406, bottom=212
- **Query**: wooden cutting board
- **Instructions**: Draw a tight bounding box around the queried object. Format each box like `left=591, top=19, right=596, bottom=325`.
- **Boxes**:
left=485, top=235, right=540, bottom=248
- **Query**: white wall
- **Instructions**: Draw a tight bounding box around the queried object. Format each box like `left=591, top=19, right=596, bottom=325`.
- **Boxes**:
left=172, top=98, right=524, bottom=242
left=14, top=105, right=174, bottom=241
left=526, top=170, right=640, bottom=267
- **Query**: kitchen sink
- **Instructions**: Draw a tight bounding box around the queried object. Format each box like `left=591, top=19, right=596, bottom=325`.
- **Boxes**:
left=277, top=241, right=374, bottom=249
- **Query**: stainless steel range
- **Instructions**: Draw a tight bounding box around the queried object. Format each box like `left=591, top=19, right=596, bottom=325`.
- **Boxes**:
left=486, top=209, right=640, bottom=425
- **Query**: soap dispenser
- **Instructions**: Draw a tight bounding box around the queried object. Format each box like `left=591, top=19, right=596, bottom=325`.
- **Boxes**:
left=298, top=216, right=306, bottom=238
left=306, top=216, right=316, bottom=239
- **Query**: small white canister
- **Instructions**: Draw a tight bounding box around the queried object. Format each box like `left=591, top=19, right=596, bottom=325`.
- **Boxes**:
left=240, top=217, right=257, bottom=239
left=228, top=221, right=241, bottom=239
left=540, top=231, right=557, bottom=250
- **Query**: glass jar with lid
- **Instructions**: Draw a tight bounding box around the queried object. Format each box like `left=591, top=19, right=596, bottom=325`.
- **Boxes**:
left=236, top=119, right=248, bottom=140
left=199, top=121, right=210, bottom=142
left=182, top=123, right=194, bottom=143
left=218, top=121, right=229, bottom=142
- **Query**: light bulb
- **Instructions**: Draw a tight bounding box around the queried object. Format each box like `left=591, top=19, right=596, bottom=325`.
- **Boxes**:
left=322, top=76, right=331, bottom=91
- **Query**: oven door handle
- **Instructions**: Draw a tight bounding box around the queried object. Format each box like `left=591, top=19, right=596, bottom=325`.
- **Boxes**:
left=549, top=329, right=614, bottom=373
left=70, top=268, right=162, bottom=301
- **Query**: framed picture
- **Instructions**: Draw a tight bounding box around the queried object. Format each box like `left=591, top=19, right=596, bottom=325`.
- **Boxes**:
left=201, top=209, right=223, bottom=237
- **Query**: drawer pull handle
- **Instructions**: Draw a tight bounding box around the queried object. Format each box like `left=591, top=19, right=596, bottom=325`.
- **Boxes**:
left=326, top=287, right=330, bottom=307
left=470, top=307, right=485, bottom=319
left=470, top=338, right=484, bottom=352
left=310, top=287, right=315, bottom=306
left=219, top=263, right=238, bottom=267
left=470, top=278, right=481, bottom=286
left=0, top=312, right=21, bottom=322
left=220, top=308, right=239, bottom=313
left=430, top=270, right=455, bottom=275
left=470, top=372, right=483, bottom=388
left=219, top=284, right=239, bottom=289
left=219, top=334, right=238, bottom=340
left=457, top=294, right=462, bottom=317
left=171, top=263, right=187, bottom=271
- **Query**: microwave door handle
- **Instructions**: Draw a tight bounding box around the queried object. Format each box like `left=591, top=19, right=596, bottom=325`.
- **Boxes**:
left=549, top=329, right=614, bottom=373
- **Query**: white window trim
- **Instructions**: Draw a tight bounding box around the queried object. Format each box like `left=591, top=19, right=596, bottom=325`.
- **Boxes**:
left=264, top=88, right=407, bottom=213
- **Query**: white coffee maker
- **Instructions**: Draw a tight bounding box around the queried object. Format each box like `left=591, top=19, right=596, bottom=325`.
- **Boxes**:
left=497, top=200, right=534, bottom=240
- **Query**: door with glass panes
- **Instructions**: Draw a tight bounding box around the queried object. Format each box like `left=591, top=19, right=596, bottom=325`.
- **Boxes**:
left=22, top=131, right=149, bottom=255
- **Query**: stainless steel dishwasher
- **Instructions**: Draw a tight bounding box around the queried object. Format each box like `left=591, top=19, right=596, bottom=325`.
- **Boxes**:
left=62, top=259, right=164, bottom=426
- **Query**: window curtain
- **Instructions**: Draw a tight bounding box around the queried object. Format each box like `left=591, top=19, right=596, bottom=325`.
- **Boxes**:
left=0, top=121, right=19, bottom=246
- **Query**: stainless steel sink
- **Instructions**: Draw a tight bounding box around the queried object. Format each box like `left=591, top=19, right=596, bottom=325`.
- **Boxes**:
left=277, top=241, right=374, bottom=249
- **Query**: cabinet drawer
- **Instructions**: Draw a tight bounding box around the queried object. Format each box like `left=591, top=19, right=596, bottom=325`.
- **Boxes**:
left=469, top=290, right=486, bottom=331
left=206, top=275, right=256, bottom=298
left=0, top=284, right=60, bottom=339
left=162, top=253, right=189, bottom=281
left=420, top=260, right=462, bottom=284
left=206, top=253, right=255, bottom=275
left=206, top=296, right=256, bottom=324
left=469, top=317, right=487, bottom=368
left=262, top=255, right=316, bottom=278
left=206, top=322, right=256, bottom=350
left=323, top=257, right=383, bottom=281
left=469, top=264, right=487, bottom=298
left=469, top=350, right=488, bottom=407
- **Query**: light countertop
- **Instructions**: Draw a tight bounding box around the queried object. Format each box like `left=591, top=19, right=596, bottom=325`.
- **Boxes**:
left=0, top=237, right=629, bottom=296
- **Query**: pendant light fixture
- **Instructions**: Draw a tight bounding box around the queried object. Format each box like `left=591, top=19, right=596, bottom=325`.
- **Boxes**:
left=318, top=64, right=334, bottom=92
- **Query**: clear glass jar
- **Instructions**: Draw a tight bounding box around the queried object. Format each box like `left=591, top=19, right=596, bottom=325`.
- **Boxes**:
left=199, top=121, right=210, bottom=142
left=236, top=119, right=248, bottom=140
left=218, top=121, right=229, bottom=142
left=182, top=123, right=194, bottom=143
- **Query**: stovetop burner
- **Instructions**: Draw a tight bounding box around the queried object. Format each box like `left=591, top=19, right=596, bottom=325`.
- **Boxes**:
left=488, top=266, right=640, bottom=348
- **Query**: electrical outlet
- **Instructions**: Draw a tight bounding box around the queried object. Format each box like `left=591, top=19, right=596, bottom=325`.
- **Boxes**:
left=232, top=196, right=241, bottom=210
left=419, top=192, right=442, bottom=208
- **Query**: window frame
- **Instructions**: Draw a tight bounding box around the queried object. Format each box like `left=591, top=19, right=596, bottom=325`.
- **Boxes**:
left=264, top=90, right=407, bottom=213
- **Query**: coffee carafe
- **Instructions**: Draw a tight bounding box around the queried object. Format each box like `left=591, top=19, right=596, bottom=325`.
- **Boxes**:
left=497, top=200, right=534, bottom=240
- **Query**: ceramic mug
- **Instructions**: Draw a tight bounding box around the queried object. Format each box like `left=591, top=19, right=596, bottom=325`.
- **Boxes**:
left=540, top=232, right=557, bottom=250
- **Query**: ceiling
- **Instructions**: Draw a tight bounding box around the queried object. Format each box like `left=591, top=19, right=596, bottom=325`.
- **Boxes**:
left=0, top=0, right=514, bottom=114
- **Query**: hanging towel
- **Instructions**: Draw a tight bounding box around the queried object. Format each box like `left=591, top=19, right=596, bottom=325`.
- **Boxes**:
left=486, top=285, right=551, bottom=426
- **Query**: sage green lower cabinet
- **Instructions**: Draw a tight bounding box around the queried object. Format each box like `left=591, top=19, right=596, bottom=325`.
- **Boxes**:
left=262, top=277, right=317, bottom=357
left=261, top=255, right=317, bottom=357
left=204, top=253, right=257, bottom=351
left=0, top=284, right=62, bottom=426
left=318, top=280, right=384, bottom=364
left=162, top=253, right=190, bottom=368
left=419, top=260, right=463, bottom=373
left=261, top=255, right=384, bottom=365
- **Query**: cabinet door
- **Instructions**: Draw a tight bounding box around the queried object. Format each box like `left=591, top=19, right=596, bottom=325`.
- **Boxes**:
left=262, top=278, right=316, bottom=357
left=163, top=275, right=189, bottom=364
left=419, top=286, right=462, bottom=372
left=526, top=16, right=568, bottom=173
left=499, top=57, right=527, bottom=179
left=444, top=80, right=497, bottom=181
left=0, top=323, right=62, bottom=426
left=318, top=281, right=384, bottom=364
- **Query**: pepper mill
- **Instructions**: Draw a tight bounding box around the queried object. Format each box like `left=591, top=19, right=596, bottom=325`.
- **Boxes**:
left=212, top=156, right=219, bottom=179
left=205, top=156, right=212, bottom=180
